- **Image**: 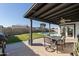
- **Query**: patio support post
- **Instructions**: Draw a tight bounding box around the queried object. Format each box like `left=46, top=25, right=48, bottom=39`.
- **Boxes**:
left=49, top=23, right=51, bottom=35
left=29, top=19, right=33, bottom=45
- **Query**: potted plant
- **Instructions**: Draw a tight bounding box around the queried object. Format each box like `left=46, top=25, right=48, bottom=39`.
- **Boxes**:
left=74, top=34, right=79, bottom=56
left=77, top=34, right=79, bottom=42
left=74, top=42, right=79, bottom=56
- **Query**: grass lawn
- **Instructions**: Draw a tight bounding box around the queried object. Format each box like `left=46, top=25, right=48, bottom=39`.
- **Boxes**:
left=7, top=33, right=44, bottom=44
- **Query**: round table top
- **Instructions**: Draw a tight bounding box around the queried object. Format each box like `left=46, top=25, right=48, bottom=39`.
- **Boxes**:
left=46, top=36, right=62, bottom=41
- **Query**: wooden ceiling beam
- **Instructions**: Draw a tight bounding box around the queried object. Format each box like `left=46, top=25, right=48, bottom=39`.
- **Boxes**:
left=43, top=4, right=79, bottom=19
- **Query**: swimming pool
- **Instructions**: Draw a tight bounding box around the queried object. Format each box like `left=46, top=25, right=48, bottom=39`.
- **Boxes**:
left=41, top=32, right=60, bottom=36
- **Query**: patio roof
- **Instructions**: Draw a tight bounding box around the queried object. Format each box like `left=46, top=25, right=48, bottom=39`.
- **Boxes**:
left=24, top=3, right=79, bottom=24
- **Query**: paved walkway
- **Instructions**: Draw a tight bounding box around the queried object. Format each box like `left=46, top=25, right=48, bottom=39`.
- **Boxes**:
left=5, top=38, right=75, bottom=56
left=6, top=41, right=39, bottom=56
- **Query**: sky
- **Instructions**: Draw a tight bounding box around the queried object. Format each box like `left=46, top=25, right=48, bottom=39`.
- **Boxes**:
left=0, top=3, right=58, bottom=28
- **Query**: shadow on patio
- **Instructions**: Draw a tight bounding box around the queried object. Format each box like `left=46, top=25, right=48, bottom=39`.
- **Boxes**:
left=6, top=36, right=40, bottom=56
left=32, top=38, right=75, bottom=56
left=5, top=37, right=75, bottom=56
left=56, top=43, right=74, bottom=54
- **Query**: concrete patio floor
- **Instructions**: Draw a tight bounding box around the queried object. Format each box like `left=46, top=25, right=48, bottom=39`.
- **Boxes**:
left=5, top=38, right=76, bottom=56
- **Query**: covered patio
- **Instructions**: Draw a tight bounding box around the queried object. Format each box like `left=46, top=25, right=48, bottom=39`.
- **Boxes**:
left=1, top=3, right=79, bottom=56
left=6, top=38, right=74, bottom=56
left=24, top=3, right=79, bottom=45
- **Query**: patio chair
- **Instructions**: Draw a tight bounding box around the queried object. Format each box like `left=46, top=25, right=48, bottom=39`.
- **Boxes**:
left=44, top=36, right=56, bottom=52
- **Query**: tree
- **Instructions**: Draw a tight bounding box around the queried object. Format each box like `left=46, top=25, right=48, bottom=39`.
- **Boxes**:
left=59, top=18, right=66, bottom=37
left=40, top=23, right=46, bottom=33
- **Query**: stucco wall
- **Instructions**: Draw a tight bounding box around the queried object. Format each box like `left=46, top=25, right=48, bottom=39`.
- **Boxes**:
left=66, top=22, right=79, bottom=40
left=75, top=22, right=79, bottom=39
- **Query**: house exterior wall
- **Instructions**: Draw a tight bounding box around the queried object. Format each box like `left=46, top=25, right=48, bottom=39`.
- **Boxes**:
left=56, top=27, right=61, bottom=36
left=75, top=22, right=79, bottom=39
left=65, top=22, right=79, bottom=40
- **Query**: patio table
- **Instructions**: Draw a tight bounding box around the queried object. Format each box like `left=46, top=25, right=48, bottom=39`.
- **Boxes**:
left=46, top=36, right=62, bottom=44
left=44, top=36, right=61, bottom=50
left=44, top=36, right=63, bottom=52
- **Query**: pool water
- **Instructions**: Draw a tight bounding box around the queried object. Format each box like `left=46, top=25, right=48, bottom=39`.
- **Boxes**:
left=42, top=32, right=60, bottom=36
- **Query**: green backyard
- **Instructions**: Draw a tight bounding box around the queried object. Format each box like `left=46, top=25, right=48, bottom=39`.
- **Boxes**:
left=7, top=33, right=44, bottom=44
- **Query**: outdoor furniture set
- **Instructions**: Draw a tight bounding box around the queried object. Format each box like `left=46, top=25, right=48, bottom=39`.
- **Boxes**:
left=44, top=35, right=65, bottom=53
